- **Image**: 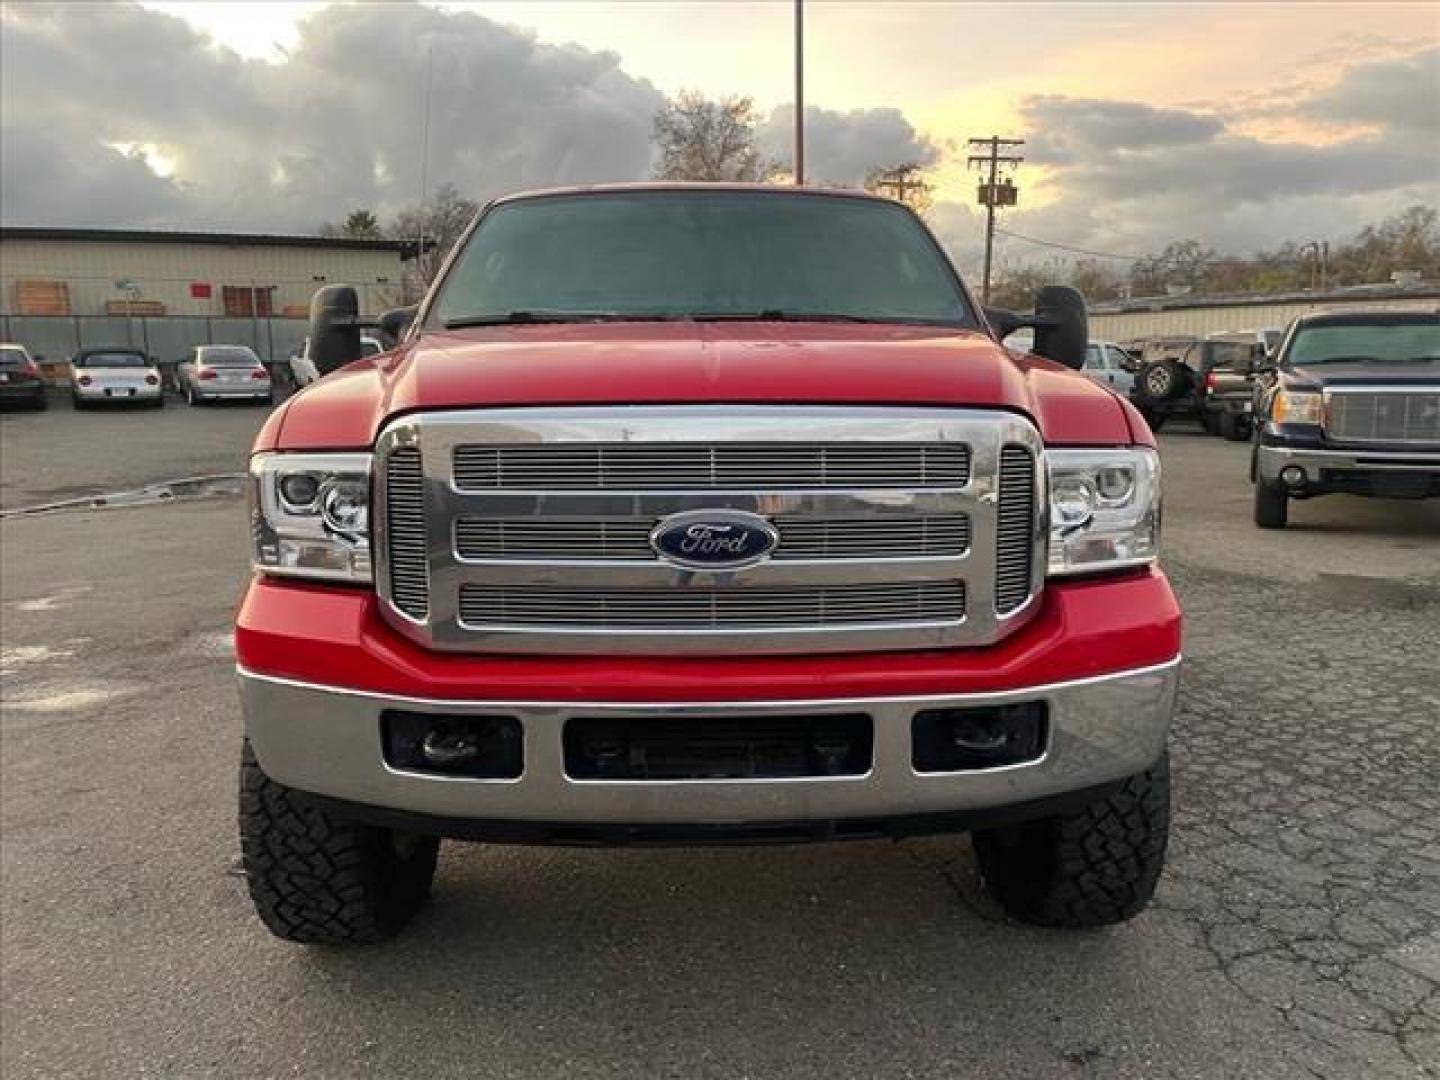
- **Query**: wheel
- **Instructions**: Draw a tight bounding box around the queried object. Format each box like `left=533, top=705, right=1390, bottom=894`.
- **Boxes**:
left=1136, top=406, right=1167, bottom=433
left=973, top=752, right=1171, bottom=928
left=238, top=741, right=438, bottom=944
left=150, top=395, right=165, bottom=409
left=1137, top=360, right=1186, bottom=403
left=1219, top=413, right=1249, bottom=441
left=1200, top=411, right=1221, bottom=435
left=71, top=393, right=87, bottom=411
left=1254, top=479, right=1289, bottom=528
left=31, top=393, right=48, bottom=411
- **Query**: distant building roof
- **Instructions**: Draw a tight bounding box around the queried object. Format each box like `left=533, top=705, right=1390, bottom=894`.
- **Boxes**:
left=1092, top=281, right=1439, bottom=315
left=0, top=226, right=423, bottom=256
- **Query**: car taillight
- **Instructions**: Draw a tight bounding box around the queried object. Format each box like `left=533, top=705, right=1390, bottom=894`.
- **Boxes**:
left=145, top=374, right=159, bottom=385
left=251, top=368, right=269, bottom=380
left=1203, top=371, right=1216, bottom=391
left=199, top=369, right=218, bottom=381
left=21, top=362, right=40, bottom=378
left=78, top=374, right=93, bottom=386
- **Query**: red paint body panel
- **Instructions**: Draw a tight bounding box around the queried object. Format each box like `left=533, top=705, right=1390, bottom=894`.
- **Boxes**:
left=235, top=568, right=1180, bottom=702
left=266, top=323, right=1133, bottom=452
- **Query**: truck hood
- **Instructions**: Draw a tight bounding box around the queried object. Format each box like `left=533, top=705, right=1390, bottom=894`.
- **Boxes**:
left=266, top=322, right=1138, bottom=450
left=1287, top=359, right=1440, bottom=386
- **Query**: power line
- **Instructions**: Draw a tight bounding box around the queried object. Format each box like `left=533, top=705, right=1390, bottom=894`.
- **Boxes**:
left=994, top=228, right=1148, bottom=263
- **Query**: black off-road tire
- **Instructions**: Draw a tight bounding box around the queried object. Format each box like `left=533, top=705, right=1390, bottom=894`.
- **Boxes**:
left=1254, top=479, right=1289, bottom=528
left=238, top=742, right=439, bottom=944
left=1137, top=359, right=1186, bottom=403
left=1218, top=412, right=1249, bottom=441
left=1136, top=406, right=1167, bottom=434
left=1200, top=410, right=1221, bottom=435
left=972, top=752, right=1171, bottom=928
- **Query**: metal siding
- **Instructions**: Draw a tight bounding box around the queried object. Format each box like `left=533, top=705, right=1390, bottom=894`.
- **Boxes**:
left=1091, top=296, right=1438, bottom=341
left=0, top=238, right=406, bottom=317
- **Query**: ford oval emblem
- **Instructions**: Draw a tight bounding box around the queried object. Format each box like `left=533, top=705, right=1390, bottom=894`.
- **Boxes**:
left=650, top=510, right=780, bottom=571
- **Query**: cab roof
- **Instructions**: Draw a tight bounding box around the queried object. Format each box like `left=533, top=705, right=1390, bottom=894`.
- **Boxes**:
left=491, top=182, right=895, bottom=207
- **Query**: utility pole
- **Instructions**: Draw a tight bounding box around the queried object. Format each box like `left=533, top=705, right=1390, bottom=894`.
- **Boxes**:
left=794, top=0, right=804, bottom=184
left=417, top=45, right=435, bottom=293
left=869, top=165, right=928, bottom=207
left=967, top=135, right=1024, bottom=303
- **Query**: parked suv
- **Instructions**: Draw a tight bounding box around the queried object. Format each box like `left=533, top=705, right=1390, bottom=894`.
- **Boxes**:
left=237, top=185, right=1180, bottom=944
left=0, top=344, right=47, bottom=409
left=1131, top=335, right=1259, bottom=433
left=1251, top=310, right=1439, bottom=527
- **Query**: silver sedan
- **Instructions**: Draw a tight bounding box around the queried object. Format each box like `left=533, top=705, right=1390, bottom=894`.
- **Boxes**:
left=177, top=344, right=273, bottom=405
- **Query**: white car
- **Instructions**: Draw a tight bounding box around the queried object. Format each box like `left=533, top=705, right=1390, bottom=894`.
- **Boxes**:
left=176, top=344, right=273, bottom=405
left=1083, top=341, right=1138, bottom=395
left=1004, top=330, right=1137, bottom=395
left=288, top=334, right=385, bottom=388
left=69, top=347, right=164, bottom=409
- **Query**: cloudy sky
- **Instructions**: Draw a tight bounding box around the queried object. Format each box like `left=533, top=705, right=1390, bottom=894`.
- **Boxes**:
left=2, top=1, right=1436, bottom=276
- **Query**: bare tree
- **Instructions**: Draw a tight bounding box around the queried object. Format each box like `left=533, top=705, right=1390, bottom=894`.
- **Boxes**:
left=392, top=182, right=480, bottom=288
left=653, top=92, right=767, bottom=182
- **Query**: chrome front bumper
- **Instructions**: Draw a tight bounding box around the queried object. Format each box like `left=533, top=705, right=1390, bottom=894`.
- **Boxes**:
left=1257, top=444, right=1440, bottom=482
left=239, top=658, right=1179, bottom=826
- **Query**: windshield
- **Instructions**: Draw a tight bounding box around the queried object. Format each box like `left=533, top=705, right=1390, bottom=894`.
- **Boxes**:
left=431, top=192, right=973, bottom=327
left=0, top=347, right=28, bottom=369
left=201, top=346, right=260, bottom=366
left=1288, top=320, right=1440, bottom=364
left=74, top=352, right=148, bottom=368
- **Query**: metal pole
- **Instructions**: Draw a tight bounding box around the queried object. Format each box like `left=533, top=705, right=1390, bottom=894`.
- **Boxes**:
left=981, top=138, right=998, bottom=304
left=417, top=45, right=434, bottom=287
left=794, top=0, right=804, bottom=185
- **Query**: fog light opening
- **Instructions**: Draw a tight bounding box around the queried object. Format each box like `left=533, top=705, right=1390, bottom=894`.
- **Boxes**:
left=912, top=703, right=1048, bottom=773
left=382, top=711, right=523, bottom=778
left=1280, top=465, right=1307, bottom=489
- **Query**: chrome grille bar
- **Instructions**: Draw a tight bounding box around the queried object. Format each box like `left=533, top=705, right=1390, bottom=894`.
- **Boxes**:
left=453, top=442, right=970, bottom=490
left=454, top=515, right=971, bottom=561
left=384, top=447, right=429, bottom=619
left=459, top=582, right=966, bottom=630
left=995, top=445, right=1036, bottom=614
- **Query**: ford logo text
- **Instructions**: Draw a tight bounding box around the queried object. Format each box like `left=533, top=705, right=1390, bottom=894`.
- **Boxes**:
left=650, top=511, right=779, bottom=571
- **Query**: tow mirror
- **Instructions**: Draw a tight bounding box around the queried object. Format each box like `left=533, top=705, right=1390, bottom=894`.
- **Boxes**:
left=308, top=285, right=362, bottom=377
left=985, top=287, right=1089, bottom=371
left=1031, top=286, right=1088, bottom=371
left=377, top=304, right=418, bottom=345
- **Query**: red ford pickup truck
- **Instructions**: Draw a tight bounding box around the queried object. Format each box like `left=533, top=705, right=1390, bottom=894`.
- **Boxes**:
left=236, top=185, right=1180, bottom=944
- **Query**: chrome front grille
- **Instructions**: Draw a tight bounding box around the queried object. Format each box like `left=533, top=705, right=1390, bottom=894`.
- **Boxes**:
left=459, top=582, right=966, bottom=630
left=375, top=407, right=1044, bottom=655
left=1324, top=388, right=1440, bottom=445
left=995, top=446, right=1037, bottom=614
left=455, top=515, right=971, bottom=561
left=453, top=443, right=969, bottom=490
left=384, top=447, right=429, bottom=619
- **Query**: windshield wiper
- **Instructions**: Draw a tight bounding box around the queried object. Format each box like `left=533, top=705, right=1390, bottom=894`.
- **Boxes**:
left=443, top=310, right=645, bottom=328
left=687, top=310, right=902, bottom=324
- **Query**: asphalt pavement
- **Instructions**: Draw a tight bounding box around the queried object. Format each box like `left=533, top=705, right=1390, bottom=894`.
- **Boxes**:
left=2, top=405, right=1437, bottom=1079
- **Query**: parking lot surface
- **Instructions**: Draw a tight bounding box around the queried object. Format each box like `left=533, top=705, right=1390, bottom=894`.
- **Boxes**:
left=2, top=406, right=1437, bottom=1079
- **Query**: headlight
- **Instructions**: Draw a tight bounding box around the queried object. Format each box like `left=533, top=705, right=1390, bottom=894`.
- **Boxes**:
left=1047, top=447, right=1160, bottom=576
left=250, top=452, right=372, bottom=581
left=1272, top=388, right=1322, bottom=425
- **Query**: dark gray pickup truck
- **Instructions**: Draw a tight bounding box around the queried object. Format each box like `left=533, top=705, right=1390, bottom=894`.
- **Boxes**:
left=1251, top=310, right=1439, bottom=527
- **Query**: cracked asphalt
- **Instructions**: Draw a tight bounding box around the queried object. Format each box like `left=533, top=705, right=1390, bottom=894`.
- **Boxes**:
left=2, top=403, right=1437, bottom=1078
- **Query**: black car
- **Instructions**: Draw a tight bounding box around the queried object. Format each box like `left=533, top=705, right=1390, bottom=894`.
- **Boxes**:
left=1250, top=310, right=1439, bottom=527
left=0, top=344, right=48, bottom=409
